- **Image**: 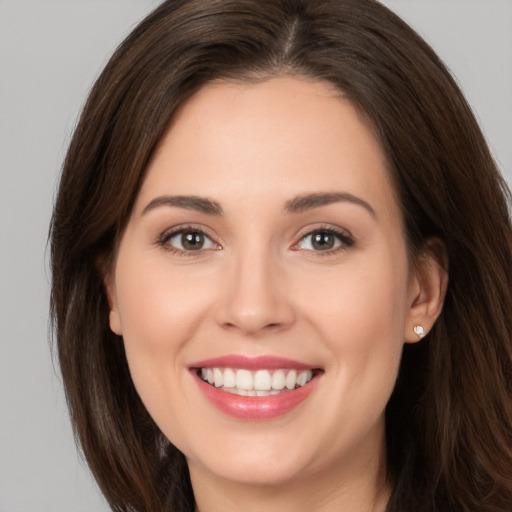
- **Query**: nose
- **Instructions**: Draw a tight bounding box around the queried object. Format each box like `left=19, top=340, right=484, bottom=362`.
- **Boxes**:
left=214, top=249, right=296, bottom=337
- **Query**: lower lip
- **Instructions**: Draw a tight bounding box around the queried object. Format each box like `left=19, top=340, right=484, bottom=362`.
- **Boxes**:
left=193, top=372, right=319, bottom=420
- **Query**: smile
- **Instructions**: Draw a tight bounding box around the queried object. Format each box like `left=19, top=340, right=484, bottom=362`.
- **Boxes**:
left=199, top=368, right=315, bottom=396
left=191, top=356, right=322, bottom=420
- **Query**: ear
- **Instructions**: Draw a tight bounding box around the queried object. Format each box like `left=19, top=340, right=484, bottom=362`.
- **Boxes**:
left=97, top=256, right=123, bottom=336
left=405, top=238, right=448, bottom=343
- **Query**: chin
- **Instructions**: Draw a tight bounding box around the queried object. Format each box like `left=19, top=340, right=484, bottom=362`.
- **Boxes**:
left=197, top=454, right=309, bottom=487
left=184, top=431, right=317, bottom=487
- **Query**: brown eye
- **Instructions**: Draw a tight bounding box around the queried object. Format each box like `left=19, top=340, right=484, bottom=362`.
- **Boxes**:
left=295, top=228, right=354, bottom=252
left=163, top=228, right=218, bottom=253
left=181, top=231, right=205, bottom=250
left=311, top=232, right=336, bottom=250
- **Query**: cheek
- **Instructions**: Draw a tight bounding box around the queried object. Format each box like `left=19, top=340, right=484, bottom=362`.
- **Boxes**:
left=306, top=251, right=409, bottom=341
left=304, top=251, right=409, bottom=406
left=115, top=249, right=213, bottom=347
left=112, top=250, right=211, bottom=410
left=112, top=260, right=213, bottom=452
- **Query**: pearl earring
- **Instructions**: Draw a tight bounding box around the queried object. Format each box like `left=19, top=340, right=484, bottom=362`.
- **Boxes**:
left=413, top=325, right=425, bottom=338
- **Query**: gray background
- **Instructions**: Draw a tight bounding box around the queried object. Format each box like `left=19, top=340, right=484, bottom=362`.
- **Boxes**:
left=0, top=1, right=510, bottom=510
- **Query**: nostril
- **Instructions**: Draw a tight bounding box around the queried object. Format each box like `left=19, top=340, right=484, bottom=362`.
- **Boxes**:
left=220, top=320, right=286, bottom=335
left=214, top=286, right=296, bottom=335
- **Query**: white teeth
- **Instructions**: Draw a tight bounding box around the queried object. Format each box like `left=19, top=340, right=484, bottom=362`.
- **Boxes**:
left=271, top=370, right=286, bottom=390
left=236, top=369, right=253, bottom=390
left=232, top=389, right=247, bottom=396
left=223, top=368, right=236, bottom=388
left=297, top=370, right=312, bottom=387
left=213, top=368, right=223, bottom=388
left=285, top=369, right=297, bottom=390
left=254, top=370, right=272, bottom=391
left=199, top=367, right=315, bottom=393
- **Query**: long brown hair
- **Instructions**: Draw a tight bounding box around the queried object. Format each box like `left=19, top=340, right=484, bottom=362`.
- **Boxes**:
left=50, top=1, right=512, bottom=510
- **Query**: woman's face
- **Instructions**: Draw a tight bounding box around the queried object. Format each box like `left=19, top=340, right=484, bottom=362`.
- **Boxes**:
left=107, top=77, right=425, bottom=489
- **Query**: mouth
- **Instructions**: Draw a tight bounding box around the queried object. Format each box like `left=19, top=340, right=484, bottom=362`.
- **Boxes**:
left=197, top=367, right=317, bottom=396
left=190, top=356, right=323, bottom=420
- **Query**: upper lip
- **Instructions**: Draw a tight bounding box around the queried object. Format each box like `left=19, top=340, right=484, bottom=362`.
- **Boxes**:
left=189, top=355, right=320, bottom=371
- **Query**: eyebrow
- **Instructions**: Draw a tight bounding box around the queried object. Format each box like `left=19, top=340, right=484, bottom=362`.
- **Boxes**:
left=141, top=192, right=375, bottom=219
left=142, top=195, right=223, bottom=216
left=284, top=192, right=376, bottom=218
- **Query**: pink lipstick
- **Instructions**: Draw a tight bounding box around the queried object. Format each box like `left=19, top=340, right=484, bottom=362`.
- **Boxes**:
left=189, top=355, right=321, bottom=420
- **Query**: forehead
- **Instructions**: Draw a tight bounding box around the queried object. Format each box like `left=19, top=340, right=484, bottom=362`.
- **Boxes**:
left=135, top=76, right=398, bottom=221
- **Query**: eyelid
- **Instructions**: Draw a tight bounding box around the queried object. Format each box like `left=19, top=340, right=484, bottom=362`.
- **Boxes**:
left=156, top=223, right=354, bottom=256
left=291, top=225, right=355, bottom=253
left=157, top=224, right=222, bottom=254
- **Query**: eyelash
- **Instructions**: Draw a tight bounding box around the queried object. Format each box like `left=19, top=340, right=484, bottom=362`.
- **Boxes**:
left=293, top=226, right=355, bottom=255
left=157, top=225, right=220, bottom=256
left=157, top=225, right=355, bottom=256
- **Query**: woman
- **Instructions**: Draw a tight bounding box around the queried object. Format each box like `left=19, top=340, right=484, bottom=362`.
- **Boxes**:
left=50, top=0, right=512, bottom=511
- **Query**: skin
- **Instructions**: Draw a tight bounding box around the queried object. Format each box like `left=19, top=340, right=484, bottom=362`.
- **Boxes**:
left=106, top=77, right=447, bottom=512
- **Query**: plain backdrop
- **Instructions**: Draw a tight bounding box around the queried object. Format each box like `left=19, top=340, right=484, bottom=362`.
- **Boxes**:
left=0, top=1, right=510, bottom=511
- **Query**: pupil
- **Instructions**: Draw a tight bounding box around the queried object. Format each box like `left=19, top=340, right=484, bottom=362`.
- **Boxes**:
left=312, top=232, right=334, bottom=250
left=182, top=231, right=204, bottom=250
